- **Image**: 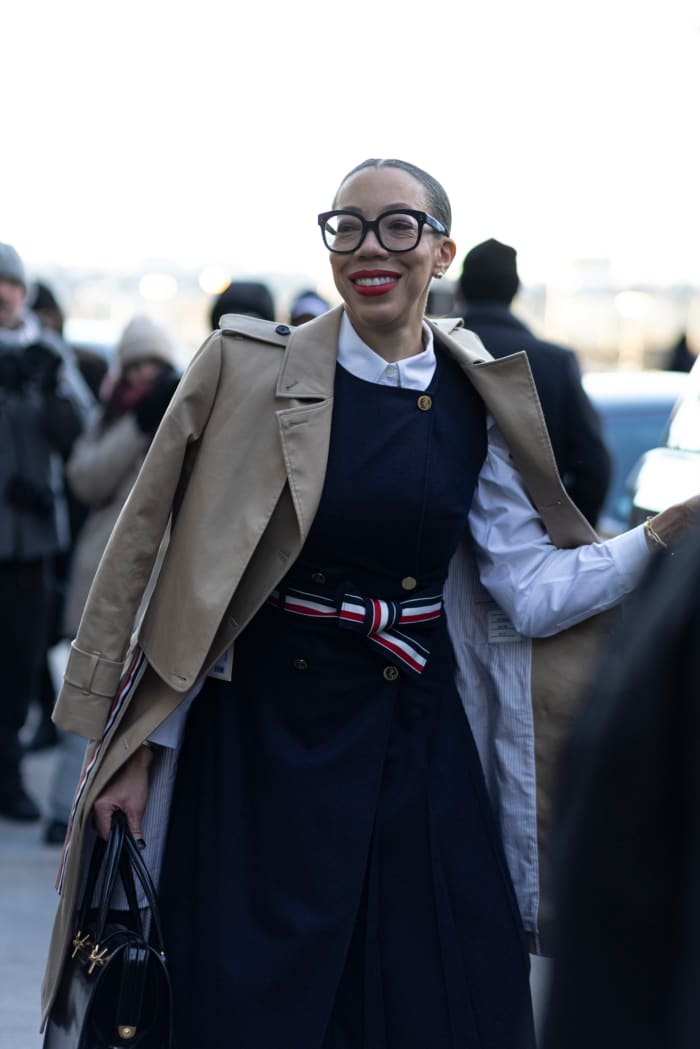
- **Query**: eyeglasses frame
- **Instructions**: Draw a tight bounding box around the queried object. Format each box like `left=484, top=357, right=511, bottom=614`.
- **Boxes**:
left=317, top=208, right=448, bottom=254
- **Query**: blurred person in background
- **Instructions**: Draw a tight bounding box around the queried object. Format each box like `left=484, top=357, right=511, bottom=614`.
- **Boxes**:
left=43, top=314, right=179, bottom=844
left=665, top=330, right=697, bottom=373
left=543, top=530, right=700, bottom=1049
left=28, top=279, right=110, bottom=398
left=209, top=278, right=275, bottom=329
left=23, top=281, right=110, bottom=755
left=0, top=243, right=92, bottom=822
left=289, top=288, right=331, bottom=326
left=459, top=238, right=611, bottom=527
left=28, top=279, right=65, bottom=336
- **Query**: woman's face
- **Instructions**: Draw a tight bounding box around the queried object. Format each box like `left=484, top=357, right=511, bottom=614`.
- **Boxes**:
left=123, top=360, right=161, bottom=388
left=329, top=166, right=456, bottom=341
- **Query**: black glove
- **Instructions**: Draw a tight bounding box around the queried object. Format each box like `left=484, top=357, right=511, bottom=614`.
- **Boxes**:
left=22, top=340, right=64, bottom=392
left=5, top=475, right=54, bottom=519
left=0, top=351, right=27, bottom=391
left=133, top=368, right=180, bottom=435
left=41, top=392, right=83, bottom=459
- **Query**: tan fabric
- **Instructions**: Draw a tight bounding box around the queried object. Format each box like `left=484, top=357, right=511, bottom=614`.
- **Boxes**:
left=63, top=414, right=149, bottom=636
left=42, top=307, right=611, bottom=1022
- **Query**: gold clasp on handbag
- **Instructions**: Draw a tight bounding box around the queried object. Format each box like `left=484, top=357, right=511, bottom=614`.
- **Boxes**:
left=87, top=944, right=109, bottom=974
left=118, top=1026, right=137, bottom=1039
left=71, top=931, right=91, bottom=959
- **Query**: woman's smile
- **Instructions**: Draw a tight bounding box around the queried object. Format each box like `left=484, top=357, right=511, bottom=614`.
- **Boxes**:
left=349, top=269, right=401, bottom=296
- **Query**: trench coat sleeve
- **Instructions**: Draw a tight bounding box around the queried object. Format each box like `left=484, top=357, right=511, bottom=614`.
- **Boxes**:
left=66, top=414, right=149, bottom=506
left=54, top=333, right=222, bottom=740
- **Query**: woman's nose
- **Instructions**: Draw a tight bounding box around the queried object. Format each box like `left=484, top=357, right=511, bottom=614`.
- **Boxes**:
left=358, top=227, right=387, bottom=255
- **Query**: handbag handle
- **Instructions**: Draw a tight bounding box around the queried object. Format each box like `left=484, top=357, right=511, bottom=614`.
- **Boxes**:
left=75, top=811, right=167, bottom=955
left=119, top=824, right=168, bottom=955
left=76, top=812, right=127, bottom=942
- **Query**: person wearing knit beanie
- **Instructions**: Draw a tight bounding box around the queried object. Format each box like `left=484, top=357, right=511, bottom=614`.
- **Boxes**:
left=289, top=290, right=331, bottom=326
left=0, top=242, right=27, bottom=289
left=459, top=238, right=611, bottom=527
left=0, top=243, right=28, bottom=331
left=459, top=238, right=520, bottom=305
left=116, top=314, right=176, bottom=369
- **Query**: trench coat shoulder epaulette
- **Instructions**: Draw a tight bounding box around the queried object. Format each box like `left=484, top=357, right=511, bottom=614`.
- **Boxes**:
left=429, top=316, right=494, bottom=364
left=218, top=313, right=293, bottom=348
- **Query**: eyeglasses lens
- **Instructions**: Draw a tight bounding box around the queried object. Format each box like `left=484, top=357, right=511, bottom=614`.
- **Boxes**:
left=322, top=212, right=422, bottom=252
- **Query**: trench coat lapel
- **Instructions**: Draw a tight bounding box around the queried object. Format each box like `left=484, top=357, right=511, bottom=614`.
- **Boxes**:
left=429, top=317, right=597, bottom=547
left=274, top=306, right=342, bottom=538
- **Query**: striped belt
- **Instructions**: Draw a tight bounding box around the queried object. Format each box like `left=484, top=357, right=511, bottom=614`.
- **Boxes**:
left=268, top=584, right=443, bottom=677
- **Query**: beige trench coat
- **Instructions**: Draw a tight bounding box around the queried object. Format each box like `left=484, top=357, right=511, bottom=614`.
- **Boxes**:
left=42, top=306, right=611, bottom=1023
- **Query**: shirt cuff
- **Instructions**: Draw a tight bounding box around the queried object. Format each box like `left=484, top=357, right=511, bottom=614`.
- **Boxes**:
left=605, top=523, right=652, bottom=590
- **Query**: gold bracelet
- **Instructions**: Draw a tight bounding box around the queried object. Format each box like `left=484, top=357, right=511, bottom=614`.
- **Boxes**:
left=645, top=516, right=670, bottom=553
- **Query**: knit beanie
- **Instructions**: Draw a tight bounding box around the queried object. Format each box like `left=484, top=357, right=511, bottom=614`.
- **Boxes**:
left=117, top=315, right=175, bottom=369
left=29, top=280, right=61, bottom=313
left=459, top=239, right=519, bottom=305
left=210, top=281, right=275, bottom=329
left=0, top=243, right=27, bottom=288
left=290, top=290, right=330, bottom=324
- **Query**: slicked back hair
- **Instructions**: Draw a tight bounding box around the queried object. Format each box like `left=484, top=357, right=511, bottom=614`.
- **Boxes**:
left=333, top=158, right=452, bottom=235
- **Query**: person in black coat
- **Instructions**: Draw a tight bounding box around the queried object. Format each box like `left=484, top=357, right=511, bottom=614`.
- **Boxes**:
left=458, top=239, right=611, bottom=526
left=542, top=525, right=700, bottom=1049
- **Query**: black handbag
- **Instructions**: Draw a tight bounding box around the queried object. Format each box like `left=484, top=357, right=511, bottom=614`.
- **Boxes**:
left=44, top=811, right=173, bottom=1049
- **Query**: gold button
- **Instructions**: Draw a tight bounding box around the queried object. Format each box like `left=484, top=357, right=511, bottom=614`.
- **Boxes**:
left=292, top=658, right=308, bottom=671
left=401, top=576, right=417, bottom=591
left=417, top=394, right=432, bottom=411
left=311, top=572, right=326, bottom=585
left=383, top=666, right=399, bottom=681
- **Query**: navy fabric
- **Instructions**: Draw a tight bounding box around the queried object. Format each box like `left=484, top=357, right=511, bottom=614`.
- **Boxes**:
left=159, top=351, right=536, bottom=1048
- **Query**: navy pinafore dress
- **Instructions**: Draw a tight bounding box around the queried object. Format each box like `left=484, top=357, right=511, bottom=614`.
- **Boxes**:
left=159, top=352, right=536, bottom=1049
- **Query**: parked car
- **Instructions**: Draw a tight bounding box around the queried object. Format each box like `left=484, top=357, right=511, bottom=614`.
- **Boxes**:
left=629, top=357, right=700, bottom=526
left=582, top=369, right=689, bottom=536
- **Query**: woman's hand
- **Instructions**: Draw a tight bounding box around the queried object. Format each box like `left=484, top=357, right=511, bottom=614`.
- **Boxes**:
left=92, top=744, right=153, bottom=843
left=646, top=494, right=700, bottom=553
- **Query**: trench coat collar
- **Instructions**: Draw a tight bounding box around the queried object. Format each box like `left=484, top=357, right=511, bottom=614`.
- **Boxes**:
left=276, top=305, right=344, bottom=399
left=276, top=306, right=497, bottom=402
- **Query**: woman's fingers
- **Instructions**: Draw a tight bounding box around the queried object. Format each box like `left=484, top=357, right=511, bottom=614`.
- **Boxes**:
left=92, top=746, right=153, bottom=841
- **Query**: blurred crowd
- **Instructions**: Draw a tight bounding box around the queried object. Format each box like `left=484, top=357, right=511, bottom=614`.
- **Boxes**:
left=0, top=240, right=335, bottom=837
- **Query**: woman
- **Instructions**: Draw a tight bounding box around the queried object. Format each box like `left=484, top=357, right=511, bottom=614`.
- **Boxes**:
left=43, top=160, right=698, bottom=1049
left=42, top=315, right=179, bottom=844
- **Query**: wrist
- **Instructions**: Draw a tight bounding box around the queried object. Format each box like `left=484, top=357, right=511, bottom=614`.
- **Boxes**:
left=132, top=741, right=157, bottom=766
left=644, top=516, right=671, bottom=555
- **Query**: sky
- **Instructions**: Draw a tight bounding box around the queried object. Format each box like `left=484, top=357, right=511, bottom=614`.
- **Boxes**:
left=4, top=0, right=700, bottom=295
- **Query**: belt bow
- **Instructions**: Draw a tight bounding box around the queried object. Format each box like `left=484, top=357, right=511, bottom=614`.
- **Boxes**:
left=269, top=584, right=443, bottom=677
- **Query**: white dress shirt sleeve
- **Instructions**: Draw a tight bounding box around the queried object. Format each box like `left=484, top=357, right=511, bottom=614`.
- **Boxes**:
left=469, top=418, right=651, bottom=637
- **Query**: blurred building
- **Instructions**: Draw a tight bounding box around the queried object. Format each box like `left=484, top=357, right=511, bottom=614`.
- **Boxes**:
left=25, top=258, right=699, bottom=375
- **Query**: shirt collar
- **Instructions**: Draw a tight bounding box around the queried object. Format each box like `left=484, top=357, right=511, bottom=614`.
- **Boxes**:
left=337, top=311, right=436, bottom=391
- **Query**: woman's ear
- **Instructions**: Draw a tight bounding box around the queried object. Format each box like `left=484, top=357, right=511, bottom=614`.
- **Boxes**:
left=438, top=236, right=455, bottom=272
left=434, top=237, right=457, bottom=278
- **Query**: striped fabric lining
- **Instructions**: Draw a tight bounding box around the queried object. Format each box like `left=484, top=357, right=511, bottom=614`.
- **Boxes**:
left=268, top=586, right=443, bottom=677
left=56, top=648, right=146, bottom=893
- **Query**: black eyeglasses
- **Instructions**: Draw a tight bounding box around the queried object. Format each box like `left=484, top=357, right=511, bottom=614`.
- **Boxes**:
left=317, top=208, right=448, bottom=254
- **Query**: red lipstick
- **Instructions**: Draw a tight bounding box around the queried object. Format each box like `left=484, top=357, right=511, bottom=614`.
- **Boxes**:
left=349, top=269, right=401, bottom=297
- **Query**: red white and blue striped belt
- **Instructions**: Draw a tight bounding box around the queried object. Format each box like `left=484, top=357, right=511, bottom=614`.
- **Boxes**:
left=267, top=584, right=443, bottom=677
